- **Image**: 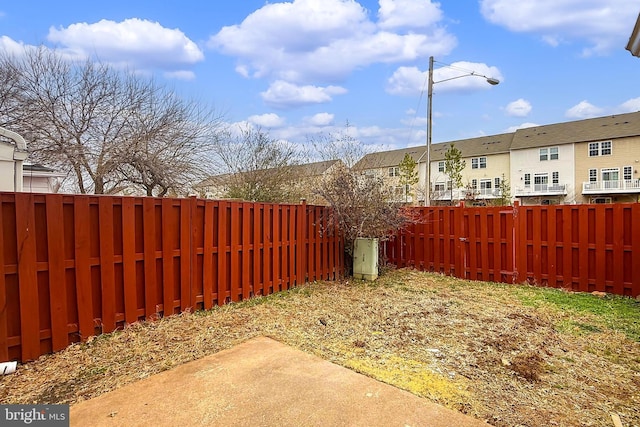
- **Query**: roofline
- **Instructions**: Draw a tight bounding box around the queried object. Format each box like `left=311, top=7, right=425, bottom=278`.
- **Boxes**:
left=627, top=13, right=640, bottom=57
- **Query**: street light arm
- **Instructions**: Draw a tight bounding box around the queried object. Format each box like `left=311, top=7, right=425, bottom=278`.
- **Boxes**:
left=433, top=72, right=500, bottom=86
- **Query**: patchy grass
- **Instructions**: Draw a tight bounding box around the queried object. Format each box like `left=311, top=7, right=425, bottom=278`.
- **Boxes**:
left=1, top=269, right=639, bottom=427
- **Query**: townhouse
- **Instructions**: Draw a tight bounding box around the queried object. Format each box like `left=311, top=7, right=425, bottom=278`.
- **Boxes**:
left=429, top=133, right=513, bottom=205
left=353, top=146, right=427, bottom=204
left=356, top=111, right=640, bottom=205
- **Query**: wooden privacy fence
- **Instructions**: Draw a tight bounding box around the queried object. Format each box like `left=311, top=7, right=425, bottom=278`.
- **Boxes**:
left=0, top=193, right=343, bottom=363
left=386, top=202, right=640, bottom=298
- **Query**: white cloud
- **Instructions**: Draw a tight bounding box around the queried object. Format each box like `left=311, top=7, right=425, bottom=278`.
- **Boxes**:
left=565, top=100, right=604, bottom=119
left=47, top=18, right=204, bottom=69
left=248, top=113, right=286, bottom=128
left=505, top=122, right=539, bottom=132
left=209, top=0, right=456, bottom=84
left=261, top=80, right=347, bottom=109
left=0, top=36, right=26, bottom=55
left=386, top=61, right=503, bottom=96
left=377, top=0, right=443, bottom=30
left=163, top=70, right=196, bottom=81
left=480, top=0, right=638, bottom=56
left=505, top=98, right=532, bottom=117
left=306, top=113, right=335, bottom=126
left=618, top=97, right=640, bottom=113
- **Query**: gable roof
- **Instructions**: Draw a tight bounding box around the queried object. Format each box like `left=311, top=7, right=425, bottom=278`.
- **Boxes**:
left=510, top=111, right=640, bottom=150
left=353, top=146, right=426, bottom=170
left=430, top=133, right=514, bottom=161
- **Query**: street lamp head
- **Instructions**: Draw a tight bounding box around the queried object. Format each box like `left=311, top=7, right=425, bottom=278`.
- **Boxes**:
left=486, top=77, right=500, bottom=86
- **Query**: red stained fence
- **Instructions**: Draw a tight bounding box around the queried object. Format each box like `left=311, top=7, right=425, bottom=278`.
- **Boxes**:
left=386, top=202, right=640, bottom=298
left=0, top=193, right=343, bottom=363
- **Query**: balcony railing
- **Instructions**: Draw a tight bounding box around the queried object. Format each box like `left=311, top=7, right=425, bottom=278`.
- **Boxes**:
left=514, top=184, right=567, bottom=197
left=431, top=188, right=502, bottom=200
left=582, top=180, right=640, bottom=194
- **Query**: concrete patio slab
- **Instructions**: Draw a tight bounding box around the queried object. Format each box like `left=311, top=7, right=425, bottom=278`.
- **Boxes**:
left=70, top=336, right=488, bottom=426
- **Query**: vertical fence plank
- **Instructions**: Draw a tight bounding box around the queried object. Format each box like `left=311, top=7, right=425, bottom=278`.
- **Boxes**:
left=180, top=198, right=192, bottom=310
left=273, top=205, right=281, bottom=290
left=15, top=195, right=40, bottom=360
left=297, top=202, right=306, bottom=284
left=547, top=207, right=557, bottom=288
left=492, top=209, right=501, bottom=282
left=562, top=206, right=573, bottom=289
left=201, top=201, right=214, bottom=309
left=594, top=206, right=606, bottom=291
left=612, top=204, right=624, bottom=295
left=74, top=196, right=94, bottom=341
left=162, top=199, right=177, bottom=314
left=98, top=198, right=116, bottom=333
left=577, top=205, right=590, bottom=293
left=0, top=197, right=8, bottom=361
left=230, top=202, right=241, bottom=302
left=479, top=209, right=490, bottom=281
left=253, top=204, right=263, bottom=295
left=44, top=195, right=68, bottom=352
left=122, top=198, right=137, bottom=324
left=242, top=202, right=251, bottom=299
left=217, top=201, right=228, bottom=305
left=142, top=198, right=157, bottom=318
left=633, top=204, right=640, bottom=297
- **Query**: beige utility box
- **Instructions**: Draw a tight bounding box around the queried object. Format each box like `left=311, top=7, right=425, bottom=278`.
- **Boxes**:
left=353, top=238, right=378, bottom=281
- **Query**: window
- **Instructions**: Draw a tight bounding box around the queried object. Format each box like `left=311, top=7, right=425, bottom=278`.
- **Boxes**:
left=534, top=173, right=548, bottom=186
left=471, top=157, right=487, bottom=169
left=550, top=147, right=559, bottom=160
left=589, top=169, right=597, bottom=182
left=524, top=173, right=531, bottom=187
left=480, top=179, right=492, bottom=190
left=589, top=141, right=612, bottom=157
left=624, top=166, right=633, bottom=181
left=438, top=161, right=445, bottom=172
left=592, top=197, right=612, bottom=204
left=471, top=179, right=477, bottom=189
left=552, top=171, right=559, bottom=184
left=602, top=168, right=619, bottom=189
left=388, top=167, right=399, bottom=177
left=494, top=177, right=500, bottom=188
left=539, top=148, right=548, bottom=161
left=434, top=182, right=446, bottom=191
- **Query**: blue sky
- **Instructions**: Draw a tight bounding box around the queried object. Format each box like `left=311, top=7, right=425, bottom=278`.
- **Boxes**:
left=1, top=0, right=640, bottom=152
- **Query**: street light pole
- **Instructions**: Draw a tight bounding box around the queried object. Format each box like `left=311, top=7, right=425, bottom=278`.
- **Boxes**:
left=423, top=56, right=499, bottom=207
left=425, top=56, right=434, bottom=207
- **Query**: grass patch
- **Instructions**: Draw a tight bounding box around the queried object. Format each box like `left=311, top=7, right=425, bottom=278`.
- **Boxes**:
left=514, top=286, right=640, bottom=341
left=345, top=356, right=470, bottom=409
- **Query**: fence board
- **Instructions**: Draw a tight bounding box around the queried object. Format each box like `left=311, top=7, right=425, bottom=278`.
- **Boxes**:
left=73, top=197, right=94, bottom=341
left=98, top=198, right=116, bottom=333
left=45, top=196, right=68, bottom=352
left=0, top=197, right=7, bottom=361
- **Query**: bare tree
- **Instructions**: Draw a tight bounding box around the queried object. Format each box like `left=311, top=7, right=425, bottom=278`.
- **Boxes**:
left=117, top=89, right=223, bottom=196
left=1, top=47, right=223, bottom=195
left=313, top=161, right=418, bottom=277
left=207, top=126, right=304, bottom=202
left=307, top=122, right=370, bottom=169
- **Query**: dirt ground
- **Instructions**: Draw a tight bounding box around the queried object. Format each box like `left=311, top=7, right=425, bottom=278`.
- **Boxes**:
left=1, top=269, right=639, bottom=427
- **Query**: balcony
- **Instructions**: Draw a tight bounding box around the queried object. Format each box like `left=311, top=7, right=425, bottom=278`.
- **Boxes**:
left=582, top=180, right=640, bottom=194
left=431, top=188, right=502, bottom=201
left=514, top=184, right=567, bottom=197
